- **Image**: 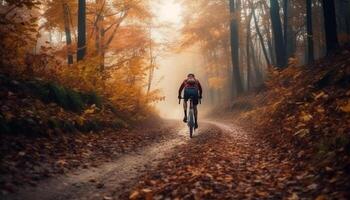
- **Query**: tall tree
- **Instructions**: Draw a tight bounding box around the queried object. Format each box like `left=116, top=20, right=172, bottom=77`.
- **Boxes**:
left=147, top=24, right=155, bottom=94
left=62, top=1, right=73, bottom=64
left=261, top=1, right=276, bottom=65
left=229, top=0, right=243, bottom=97
left=77, top=0, right=86, bottom=61
left=270, top=0, right=287, bottom=68
left=252, top=7, right=271, bottom=66
left=306, top=0, right=314, bottom=63
left=283, top=0, right=288, bottom=58
left=322, top=0, right=339, bottom=55
left=335, top=0, right=350, bottom=44
left=246, top=11, right=253, bottom=90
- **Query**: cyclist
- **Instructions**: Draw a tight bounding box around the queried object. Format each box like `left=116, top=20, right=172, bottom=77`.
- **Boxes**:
left=178, top=73, right=202, bottom=129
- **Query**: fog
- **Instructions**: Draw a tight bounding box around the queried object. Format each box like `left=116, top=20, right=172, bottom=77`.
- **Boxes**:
left=153, top=48, right=204, bottom=119
left=150, top=0, right=206, bottom=119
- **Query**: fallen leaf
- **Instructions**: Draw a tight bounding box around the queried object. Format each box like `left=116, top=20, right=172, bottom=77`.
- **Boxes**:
left=339, top=101, right=350, bottom=112
left=129, top=190, right=140, bottom=200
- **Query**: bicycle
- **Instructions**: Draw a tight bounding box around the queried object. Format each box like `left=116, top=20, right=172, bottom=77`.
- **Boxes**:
left=179, top=96, right=201, bottom=138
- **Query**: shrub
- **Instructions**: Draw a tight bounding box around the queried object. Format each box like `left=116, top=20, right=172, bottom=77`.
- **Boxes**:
left=82, top=92, right=102, bottom=108
left=47, top=82, right=68, bottom=108
left=27, top=80, right=50, bottom=101
left=66, top=89, right=84, bottom=113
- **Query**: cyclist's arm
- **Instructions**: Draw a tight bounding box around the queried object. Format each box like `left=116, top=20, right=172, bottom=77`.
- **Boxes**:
left=178, top=81, right=185, bottom=97
left=198, top=81, right=202, bottom=97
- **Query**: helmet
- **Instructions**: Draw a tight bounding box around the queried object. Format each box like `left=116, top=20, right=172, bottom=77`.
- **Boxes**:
left=187, top=73, right=195, bottom=78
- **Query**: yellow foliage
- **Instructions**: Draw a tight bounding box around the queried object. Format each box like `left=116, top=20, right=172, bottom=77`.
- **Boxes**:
left=1, top=0, right=162, bottom=118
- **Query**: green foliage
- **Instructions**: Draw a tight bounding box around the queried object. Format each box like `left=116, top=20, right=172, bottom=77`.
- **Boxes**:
left=45, top=82, right=101, bottom=113
left=47, top=82, right=68, bottom=108
left=82, top=92, right=102, bottom=108
left=66, top=89, right=84, bottom=112
left=27, top=80, right=50, bottom=101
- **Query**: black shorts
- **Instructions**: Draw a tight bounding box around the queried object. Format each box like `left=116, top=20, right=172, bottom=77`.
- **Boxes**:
left=184, top=87, right=199, bottom=105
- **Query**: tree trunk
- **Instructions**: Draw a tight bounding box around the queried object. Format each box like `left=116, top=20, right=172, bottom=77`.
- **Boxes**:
left=246, top=11, right=253, bottom=90
left=283, top=0, right=288, bottom=59
left=77, top=0, right=86, bottom=61
left=270, top=0, right=287, bottom=68
left=322, top=0, right=339, bottom=55
left=252, top=7, right=271, bottom=66
left=147, top=26, right=154, bottom=94
left=95, top=0, right=101, bottom=55
left=251, top=41, right=263, bottom=85
left=229, top=0, right=243, bottom=98
left=62, top=2, right=73, bottom=64
left=99, top=15, right=105, bottom=72
left=335, top=0, right=350, bottom=44
left=261, top=1, right=276, bottom=65
left=306, top=0, right=314, bottom=63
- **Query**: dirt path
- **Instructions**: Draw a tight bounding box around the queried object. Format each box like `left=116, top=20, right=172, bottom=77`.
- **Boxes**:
left=2, top=122, right=192, bottom=200
left=3, top=120, right=323, bottom=200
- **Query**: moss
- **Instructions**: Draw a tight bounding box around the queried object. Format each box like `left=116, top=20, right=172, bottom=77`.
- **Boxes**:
left=66, top=89, right=84, bottom=113
left=47, top=82, right=68, bottom=108
left=27, top=81, right=50, bottom=102
left=82, top=92, right=102, bottom=108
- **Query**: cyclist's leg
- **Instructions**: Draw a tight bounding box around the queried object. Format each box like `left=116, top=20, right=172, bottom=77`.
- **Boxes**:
left=183, top=100, right=188, bottom=122
left=183, top=88, right=191, bottom=123
left=193, top=95, right=199, bottom=128
left=194, top=104, right=198, bottom=128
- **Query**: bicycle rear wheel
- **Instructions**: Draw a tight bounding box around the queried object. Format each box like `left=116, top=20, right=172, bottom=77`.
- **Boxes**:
left=188, top=109, right=194, bottom=138
left=187, top=98, right=195, bottom=138
left=189, top=125, right=193, bottom=138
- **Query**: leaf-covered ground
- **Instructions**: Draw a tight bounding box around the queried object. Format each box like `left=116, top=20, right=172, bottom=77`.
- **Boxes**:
left=123, top=121, right=348, bottom=200
left=0, top=121, right=178, bottom=195
left=210, top=49, right=350, bottom=199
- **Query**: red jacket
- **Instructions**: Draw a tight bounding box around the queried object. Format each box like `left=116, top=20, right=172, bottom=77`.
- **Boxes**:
left=178, top=78, right=202, bottom=96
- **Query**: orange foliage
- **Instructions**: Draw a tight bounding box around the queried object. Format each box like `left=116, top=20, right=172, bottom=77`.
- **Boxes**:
left=0, top=0, right=162, bottom=116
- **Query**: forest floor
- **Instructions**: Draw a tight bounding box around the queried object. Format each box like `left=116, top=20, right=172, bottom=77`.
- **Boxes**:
left=2, top=119, right=344, bottom=200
